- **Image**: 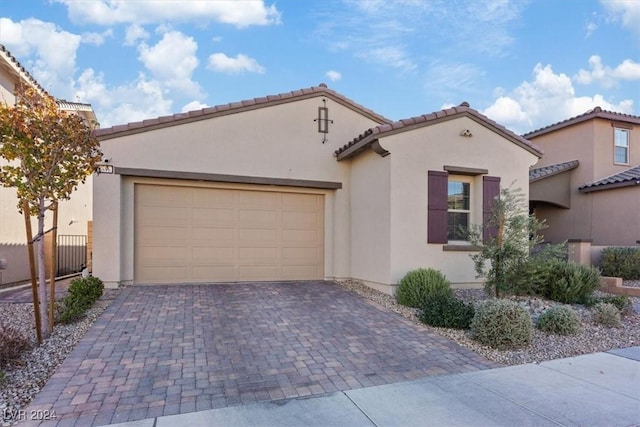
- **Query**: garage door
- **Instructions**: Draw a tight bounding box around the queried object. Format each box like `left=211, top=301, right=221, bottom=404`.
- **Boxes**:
left=134, top=184, right=324, bottom=283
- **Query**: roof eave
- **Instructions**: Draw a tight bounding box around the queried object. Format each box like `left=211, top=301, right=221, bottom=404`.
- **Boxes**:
left=579, top=180, right=640, bottom=193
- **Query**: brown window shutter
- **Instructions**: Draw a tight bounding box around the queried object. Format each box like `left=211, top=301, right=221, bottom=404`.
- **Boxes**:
left=483, top=176, right=501, bottom=243
left=428, top=171, right=448, bottom=243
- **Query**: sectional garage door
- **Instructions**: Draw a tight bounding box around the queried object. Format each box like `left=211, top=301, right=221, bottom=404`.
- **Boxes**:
left=134, top=184, right=324, bottom=283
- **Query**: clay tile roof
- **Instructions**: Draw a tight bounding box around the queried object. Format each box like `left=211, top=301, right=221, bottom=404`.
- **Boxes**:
left=94, top=84, right=390, bottom=140
left=579, top=164, right=640, bottom=193
left=523, top=107, right=640, bottom=139
left=0, top=44, right=49, bottom=97
left=335, top=102, right=543, bottom=160
left=529, top=160, right=579, bottom=182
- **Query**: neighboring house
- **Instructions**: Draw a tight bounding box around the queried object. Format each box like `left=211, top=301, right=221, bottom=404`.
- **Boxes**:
left=93, top=84, right=541, bottom=293
left=527, top=107, right=640, bottom=252
left=0, top=44, right=96, bottom=285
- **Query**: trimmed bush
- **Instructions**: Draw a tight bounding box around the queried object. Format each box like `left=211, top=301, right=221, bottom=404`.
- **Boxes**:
left=536, top=306, right=581, bottom=336
left=592, top=302, right=622, bottom=327
left=470, top=299, right=532, bottom=350
left=396, top=268, right=453, bottom=308
left=55, top=276, right=104, bottom=325
left=543, top=261, right=600, bottom=304
left=600, top=247, right=640, bottom=280
left=0, top=322, right=31, bottom=365
left=584, top=295, right=633, bottom=316
left=419, top=294, right=475, bottom=330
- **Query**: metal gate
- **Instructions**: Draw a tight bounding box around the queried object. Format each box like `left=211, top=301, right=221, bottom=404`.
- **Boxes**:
left=57, top=235, right=87, bottom=276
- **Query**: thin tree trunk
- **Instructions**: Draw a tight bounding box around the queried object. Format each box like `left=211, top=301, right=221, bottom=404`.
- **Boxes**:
left=37, top=199, right=49, bottom=338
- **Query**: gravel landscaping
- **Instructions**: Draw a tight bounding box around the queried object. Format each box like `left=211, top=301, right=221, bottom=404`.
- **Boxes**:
left=1, top=280, right=639, bottom=426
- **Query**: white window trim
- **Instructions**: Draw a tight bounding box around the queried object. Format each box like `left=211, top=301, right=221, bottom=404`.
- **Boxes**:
left=447, top=175, right=475, bottom=244
left=614, top=127, right=630, bottom=165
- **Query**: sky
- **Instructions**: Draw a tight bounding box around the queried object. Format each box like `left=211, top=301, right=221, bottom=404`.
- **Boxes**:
left=0, top=0, right=638, bottom=134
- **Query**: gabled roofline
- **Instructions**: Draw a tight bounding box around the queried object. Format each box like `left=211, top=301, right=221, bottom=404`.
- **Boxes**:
left=0, top=44, right=50, bottom=97
left=335, top=102, right=543, bottom=161
left=523, top=107, right=640, bottom=139
left=94, top=84, right=392, bottom=140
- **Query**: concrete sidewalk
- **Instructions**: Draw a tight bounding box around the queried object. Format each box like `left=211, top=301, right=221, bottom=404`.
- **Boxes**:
left=106, top=347, right=640, bottom=427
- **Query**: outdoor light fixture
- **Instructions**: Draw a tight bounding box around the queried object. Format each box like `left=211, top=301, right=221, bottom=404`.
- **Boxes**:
left=314, top=98, right=333, bottom=143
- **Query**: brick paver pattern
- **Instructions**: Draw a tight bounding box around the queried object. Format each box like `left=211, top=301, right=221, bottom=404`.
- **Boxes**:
left=24, top=281, right=501, bottom=426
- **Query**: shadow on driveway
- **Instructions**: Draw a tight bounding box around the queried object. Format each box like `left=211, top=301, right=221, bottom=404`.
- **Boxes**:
left=25, top=281, right=500, bottom=426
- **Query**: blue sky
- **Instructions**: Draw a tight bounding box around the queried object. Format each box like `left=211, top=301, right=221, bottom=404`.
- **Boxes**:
left=0, top=0, right=638, bottom=134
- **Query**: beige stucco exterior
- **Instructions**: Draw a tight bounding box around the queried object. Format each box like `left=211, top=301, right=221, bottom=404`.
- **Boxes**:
left=529, top=113, right=640, bottom=246
left=94, top=89, right=540, bottom=294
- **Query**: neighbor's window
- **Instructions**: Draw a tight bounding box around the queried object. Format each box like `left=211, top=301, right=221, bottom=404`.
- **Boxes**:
left=614, top=128, right=629, bottom=164
left=447, top=180, right=470, bottom=241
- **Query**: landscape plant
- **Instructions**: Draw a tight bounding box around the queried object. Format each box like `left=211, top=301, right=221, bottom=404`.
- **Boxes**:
left=470, top=299, right=532, bottom=350
left=0, top=321, right=31, bottom=365
left=591, top=302, right=622, bottom=327
left=395, top=268, right=453, bottom=308
left=536, top=306, right=581, bottom=335
left=599, top=247, right=640, bottom=280
left=0, top=84, right=102, bottom=338
left=466, top=186, right=549, bottom=298
left=419, top=293, right=475, bottom=329
left=542, top=261, right=600, bottom=304
left=55, top=276, right=104, bottom=324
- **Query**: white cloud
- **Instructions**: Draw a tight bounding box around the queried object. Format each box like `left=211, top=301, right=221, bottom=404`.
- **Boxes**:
left=73, top=68, right=173, bottom=127
left=325, top=70, right=342, bottom=81
left=182, top=101, right=209, bottom=113
left=81, top=29, right=113, bottom=46
left=54, top=0, right=281, bottom=28
left=138, top=30, right=202, bottom=97
left=425, top=61, right=484, bottom=96
left=482, top=62, right=634, bottom=134
left=574, top=56, right=640, bottom=88
left=124, top=24, right=149, bottom=46
left=600, top=0, right=640, bottom=36
left=357, top=46, right=416, bottom=72
left=207, top=53, right=265, bottom=74
left=0, top=18, right=81, bottom=97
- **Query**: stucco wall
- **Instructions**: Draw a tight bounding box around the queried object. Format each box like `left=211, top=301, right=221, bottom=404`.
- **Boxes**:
left=93, top=95, right=382, bottom=287
left=530, top=118, right=639, bottom=245
left=384, top=116, right=539, bottom=287
left=349, top=149, right=391, bottom=289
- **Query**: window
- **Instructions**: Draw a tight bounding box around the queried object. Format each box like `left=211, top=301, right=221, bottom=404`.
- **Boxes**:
left=447, top=181, right=470, bottom=240
left=614, top=128, right=629, bottom=164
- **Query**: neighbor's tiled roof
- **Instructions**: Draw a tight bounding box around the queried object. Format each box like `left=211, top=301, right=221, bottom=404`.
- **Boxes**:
left=579, top=165, right=640, bottom=193
left=529, top=160, right=579, bottom=183
left=335, top=102, right=543, bottom=160
left=524, top=107, right=640, bottom=139
left=94, top=84, right=391, bottom=140
left=0, top=44, right=49, bottom=96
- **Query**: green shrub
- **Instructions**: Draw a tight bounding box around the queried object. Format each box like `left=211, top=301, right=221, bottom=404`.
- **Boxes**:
left=396, top=268, right=453, bottom=308
left=419, top=294, right=475, bottom=330
left=543, top=261, right=600, bottom=304
left=503, top=258, right=555, bottom=296
left=470, top=299, right=532, bottom=350
left=536, top=306, right=581, bottom=335
left=0, top=322, right=31, bottom=365
left=600, top=247, right=640, bottom=280
left=55, top=276, right=104, bottom=325
left=584, top=295, right=633, bottom=316
left=591, top=302, right=622, bottom=327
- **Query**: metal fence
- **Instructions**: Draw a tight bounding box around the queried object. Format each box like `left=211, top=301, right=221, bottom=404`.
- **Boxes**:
left=57, top=234, right=87, bottom=276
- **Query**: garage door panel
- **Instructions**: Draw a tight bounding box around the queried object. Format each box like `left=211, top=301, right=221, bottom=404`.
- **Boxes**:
left=191, top=227, right=235, bottom=241
left=135, top=184, right=323, bottom=283
left=192, top=208, right=235, bottom=225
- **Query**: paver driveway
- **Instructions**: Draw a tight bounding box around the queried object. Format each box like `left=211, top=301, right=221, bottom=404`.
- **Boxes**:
left=25, top=281, right=500, bottom=426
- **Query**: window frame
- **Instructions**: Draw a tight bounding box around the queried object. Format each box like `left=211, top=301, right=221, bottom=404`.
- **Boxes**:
left=446, top=176, right=474, bottom=243
left=613, top=127, right=630, bottom=165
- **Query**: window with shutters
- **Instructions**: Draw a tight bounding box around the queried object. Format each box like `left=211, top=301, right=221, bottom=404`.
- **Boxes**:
left=428, top=170, right=500, bottom=245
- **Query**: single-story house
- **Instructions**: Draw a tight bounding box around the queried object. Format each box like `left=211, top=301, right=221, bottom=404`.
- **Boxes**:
left=93, top=84, right=541, bottom=294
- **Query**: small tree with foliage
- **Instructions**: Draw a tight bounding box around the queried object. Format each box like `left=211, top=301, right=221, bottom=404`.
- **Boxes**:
left=0, top=84, right=101, bottom=338
left=466, top=186, right=548, bottom=298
